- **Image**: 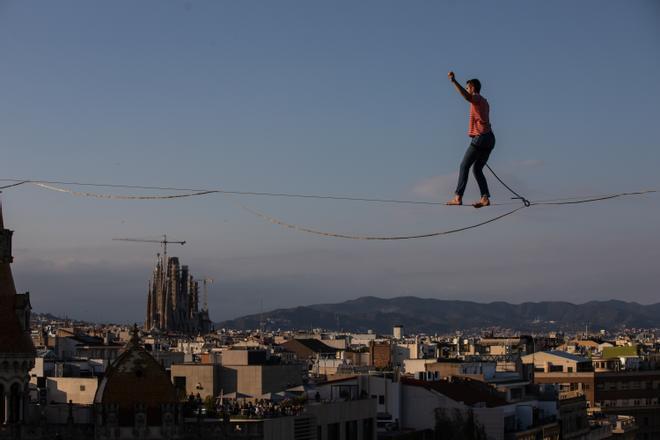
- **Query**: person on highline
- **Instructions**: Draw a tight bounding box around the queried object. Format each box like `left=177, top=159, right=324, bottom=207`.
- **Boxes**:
left=446, top=71, right=495, bottom=208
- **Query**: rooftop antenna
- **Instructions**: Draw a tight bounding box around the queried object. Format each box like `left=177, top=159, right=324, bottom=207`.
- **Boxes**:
left=259, top=297, right=264, bottom=334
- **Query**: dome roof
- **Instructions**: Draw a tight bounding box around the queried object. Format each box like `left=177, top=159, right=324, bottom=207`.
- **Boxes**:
left=95, top=326, right=178, bottom=426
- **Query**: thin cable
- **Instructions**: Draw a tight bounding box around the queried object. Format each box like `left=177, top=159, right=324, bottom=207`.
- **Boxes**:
left=3, top=178, right=656, bottom=209
left=2, top=177, right=657, bottom=240
left=233, top=198, right=526, bottom=240
left=0, top=177, right=518, bottom=207
left=485, top=164, right=531, bottom=207
left=26, top=179, right=528, bottom=239
left=0, top=181, right=29, bottom=191
left=531, top=190, right=657, bottom=206
left=32, top=182, right=219, bottom=200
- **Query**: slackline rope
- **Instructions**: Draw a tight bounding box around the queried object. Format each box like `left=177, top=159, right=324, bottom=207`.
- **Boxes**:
left=31, top=182, right=218, bottom=200
left=0, top=177, right=656, bottom=241
left=0, top=181, right=30, bottom=191
left=531, top=190, right=657, bottom=206
left=0, top=178, right=516, bottom=206
left=232, top=198, right=526, bottom=240
left=485, top=164, right=531, bottom=207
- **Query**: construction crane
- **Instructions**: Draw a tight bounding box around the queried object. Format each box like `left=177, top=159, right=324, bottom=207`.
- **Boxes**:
left=112, top=234, right=186, bottom=266
left=198, top=277, right=214, bottom=312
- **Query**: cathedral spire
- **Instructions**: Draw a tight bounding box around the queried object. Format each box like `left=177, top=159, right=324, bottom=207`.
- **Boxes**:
left=0, top=198, right=17, bottom=296
left=126, top=323, right=142, bottom=349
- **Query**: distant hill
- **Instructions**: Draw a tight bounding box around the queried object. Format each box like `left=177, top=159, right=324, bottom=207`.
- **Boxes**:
left=216, top=296, right=660, bottom=333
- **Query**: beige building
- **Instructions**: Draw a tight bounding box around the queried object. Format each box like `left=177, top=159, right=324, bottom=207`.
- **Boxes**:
left=521, top=350, right=593, bottom=374
left=171, top=349, right=304, bottom=400
left=220, top=364, right=302, bottom=397
left=171, top=363, right=221, bottom=400
left=45, top=377, right=98, bottom=405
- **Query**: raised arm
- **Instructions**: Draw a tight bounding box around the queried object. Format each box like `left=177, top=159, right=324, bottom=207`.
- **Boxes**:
left=448, top=71, right=472, bottom=102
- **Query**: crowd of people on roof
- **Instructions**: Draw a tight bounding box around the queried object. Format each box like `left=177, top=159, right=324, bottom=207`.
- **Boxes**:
left=218, top=398, right=306, bottom=418
left=186, top=392, right=306, bottom=419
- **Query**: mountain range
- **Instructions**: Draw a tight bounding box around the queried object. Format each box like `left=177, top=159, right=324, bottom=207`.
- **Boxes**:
left=216, top=296, right=660, bottom=333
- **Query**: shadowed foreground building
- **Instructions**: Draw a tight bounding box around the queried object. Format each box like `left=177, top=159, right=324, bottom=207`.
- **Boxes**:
left=0, top=202, right=36, bottom=438
left=94, top=326, right=183, bottom=439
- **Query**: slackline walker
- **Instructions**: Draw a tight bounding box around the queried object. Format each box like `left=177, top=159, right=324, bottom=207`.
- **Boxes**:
left=446, top=71, right=497, bottom=208
left=0, top=178, right=656, bottom=241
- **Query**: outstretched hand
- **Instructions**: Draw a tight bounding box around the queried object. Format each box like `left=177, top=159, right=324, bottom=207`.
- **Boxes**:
left=448, top=71, right=471, bottom=101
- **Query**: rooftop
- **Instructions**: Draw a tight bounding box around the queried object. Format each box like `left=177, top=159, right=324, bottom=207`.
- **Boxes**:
left=543, top=351, right=591, bottom=363
left=401, top=377, right=507, bottom=408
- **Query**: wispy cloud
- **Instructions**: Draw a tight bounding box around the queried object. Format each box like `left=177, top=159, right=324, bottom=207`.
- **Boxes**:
left=411, top=172, right=458, bottom=198
left=509, top=159, right=544, bottom=169
left=410, top=159, right=543, bottom=199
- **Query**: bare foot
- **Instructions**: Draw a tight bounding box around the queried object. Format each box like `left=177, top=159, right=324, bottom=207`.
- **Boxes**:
left=472, top=196, right=490, bottom=208
left=446, top=195, right=462, bottom=206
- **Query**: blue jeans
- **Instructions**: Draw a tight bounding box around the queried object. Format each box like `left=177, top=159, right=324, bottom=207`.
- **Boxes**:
left=454, top=132, right=495, bottom=197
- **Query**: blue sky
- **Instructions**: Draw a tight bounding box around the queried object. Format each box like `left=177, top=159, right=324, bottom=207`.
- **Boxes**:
left=1, top=1, right=659, bottom=323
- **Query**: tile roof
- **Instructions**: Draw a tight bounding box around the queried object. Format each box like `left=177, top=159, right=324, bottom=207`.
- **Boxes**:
left=401, top=377, right=507, bottom=408
left=544, top=350, right=590, bottom=362
left=285, top=338, right=338, bottom=353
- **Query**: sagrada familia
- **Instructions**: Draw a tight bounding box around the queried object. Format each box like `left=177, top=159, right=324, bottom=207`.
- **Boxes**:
left=145, top=255, right=212, bottom=335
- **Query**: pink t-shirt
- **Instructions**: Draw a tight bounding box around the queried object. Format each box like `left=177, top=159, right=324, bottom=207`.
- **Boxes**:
left=468, top=94, right=491, bottom=137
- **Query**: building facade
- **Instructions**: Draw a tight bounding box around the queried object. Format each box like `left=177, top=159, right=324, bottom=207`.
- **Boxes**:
left=0, top=202, right=36, bottom=438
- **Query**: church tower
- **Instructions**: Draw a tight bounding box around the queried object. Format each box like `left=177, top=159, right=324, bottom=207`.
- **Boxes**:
left=0, top=200, right=36, bottom=427
left=144, top=254, right=208, bottom=335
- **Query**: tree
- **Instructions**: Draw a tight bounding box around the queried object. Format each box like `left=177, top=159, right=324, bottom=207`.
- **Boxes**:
left=434, top=408, right=488, bottom=440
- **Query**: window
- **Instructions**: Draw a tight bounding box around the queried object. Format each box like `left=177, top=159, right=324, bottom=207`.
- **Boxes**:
left=363, top=418, right=374, bottom=440
left=378, top=395, right=385, bottom=405
left=345, top=420, right=358, bottom=440
left=80, top=385, right=86, bottom=391
left=327, top=423, right=340, bottom=440
left=173, top=376, right=186, bottom=393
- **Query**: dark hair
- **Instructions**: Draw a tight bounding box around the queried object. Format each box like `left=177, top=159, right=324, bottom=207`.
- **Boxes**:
left=466, top=79, right=481, bottom=93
